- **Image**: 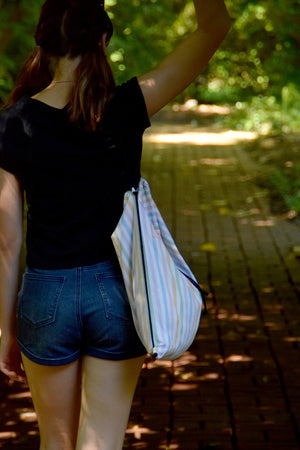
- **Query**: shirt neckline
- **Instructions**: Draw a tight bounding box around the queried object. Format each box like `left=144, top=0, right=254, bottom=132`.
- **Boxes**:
left=25, top=95, right=69, bottom=112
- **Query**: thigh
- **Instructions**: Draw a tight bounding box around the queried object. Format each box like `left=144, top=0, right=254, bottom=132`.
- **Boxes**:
left=22, top=354, right=81, bottom=450
left=76, top=355, right=145, bottom=450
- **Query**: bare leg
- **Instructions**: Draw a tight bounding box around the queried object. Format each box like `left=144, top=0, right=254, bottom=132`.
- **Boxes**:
left=22, top=354, right=81, bottom=450
left=76, top=355, right=145, bottom=450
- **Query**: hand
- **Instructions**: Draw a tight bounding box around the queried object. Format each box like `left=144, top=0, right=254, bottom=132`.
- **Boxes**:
left=0, top=334, right=27, bottom=383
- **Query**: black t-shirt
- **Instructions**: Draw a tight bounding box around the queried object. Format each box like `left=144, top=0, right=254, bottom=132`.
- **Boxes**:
left=0, top=77, right=150, bottom=269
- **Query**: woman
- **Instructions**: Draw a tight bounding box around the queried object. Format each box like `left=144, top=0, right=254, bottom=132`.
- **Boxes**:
left=0, top=0, right=230, bottom=448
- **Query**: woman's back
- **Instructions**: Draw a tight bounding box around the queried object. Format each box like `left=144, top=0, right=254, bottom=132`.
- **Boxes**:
left=0, top=78, right=149, bottom=269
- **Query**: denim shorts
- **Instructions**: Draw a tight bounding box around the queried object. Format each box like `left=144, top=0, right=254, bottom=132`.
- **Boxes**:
left=17, top=261, right=146, bottom=366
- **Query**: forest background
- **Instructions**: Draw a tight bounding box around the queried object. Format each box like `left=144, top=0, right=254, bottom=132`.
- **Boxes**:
left=0, top=0, right=300, bottom=213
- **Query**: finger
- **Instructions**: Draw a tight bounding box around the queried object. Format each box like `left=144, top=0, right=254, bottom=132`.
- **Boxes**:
left=0, top=364, right=27, bottom=383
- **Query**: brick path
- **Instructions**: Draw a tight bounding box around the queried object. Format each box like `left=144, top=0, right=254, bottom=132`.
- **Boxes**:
left=1, top=111, right=300, bottom=449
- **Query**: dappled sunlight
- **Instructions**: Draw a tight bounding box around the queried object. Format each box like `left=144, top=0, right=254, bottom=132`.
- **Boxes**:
left=171, top=383, right=199, bottom=391
left=246, top=333, right=269, bottom=340
left=0, top=427, right=38, bottom=446
left=173, top=367, right=221, bottom=383
left=175, top=369, right=221, bottom=382
left=224, top=354, right=254, bottom=363
left=284, top=337, right=300, bottom=343
left=190, top=157, right=237, bottom=166
left=7, top=390, right=32, bottom=400
left=198, top=372, right=220, bottom=381
left=172, top=102, right=231, bottom=116
left=253, top=219, right=275, bottom=227
left=216, top=310, right=258, bottom=323
left=0, top=383, right=39, bottom=447
left=144, top=359, right=173, bottom=370
left=159, top=444, right=179, bottom=450
left=231, top=314, right=258, bottom=322
left=161, top=445, right=179, bottom=450
left=19, top=412, right=37, bottom=423
left=239, top=216, right=278, bottom=227
left=173, top=352, right=198, bottom=367
left=126, top=425, right=158, bottom=439
left=144, top=129, right=258, bottom=146
left=0, top=431, right=18, bottom=440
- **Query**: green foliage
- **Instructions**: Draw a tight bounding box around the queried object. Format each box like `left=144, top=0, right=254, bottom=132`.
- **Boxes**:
left=107, top=0, right=194, bottom=84
left=223, top=83, right=300, bottom=135
left=0, top=0, right=300, bottom=134
left=271, top=165, right=300, bottom=212
left=0, top=0, right=44, bottom=102
left=213, top=0, right=300, bottom=100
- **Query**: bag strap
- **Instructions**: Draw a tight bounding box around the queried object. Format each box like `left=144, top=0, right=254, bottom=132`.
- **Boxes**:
left=134, top=188, right=158, bottom=361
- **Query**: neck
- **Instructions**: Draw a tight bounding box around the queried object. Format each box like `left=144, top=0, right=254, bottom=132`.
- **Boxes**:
left=53, top=55, right=81, bottom=84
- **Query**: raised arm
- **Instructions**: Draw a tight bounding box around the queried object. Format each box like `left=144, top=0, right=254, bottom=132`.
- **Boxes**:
left=138, top=0, right=231, bottom=118
left=0, top=169, right=25, bottom=381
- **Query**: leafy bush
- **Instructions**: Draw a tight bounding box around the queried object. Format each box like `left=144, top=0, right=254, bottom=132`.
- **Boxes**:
left=271, top=165, right=300, bottom=212
left=222, top=83, right=300, bottom=135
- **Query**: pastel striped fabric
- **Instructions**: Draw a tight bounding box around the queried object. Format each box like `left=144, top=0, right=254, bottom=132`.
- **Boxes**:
left=111, top=178, right=203, bottom=360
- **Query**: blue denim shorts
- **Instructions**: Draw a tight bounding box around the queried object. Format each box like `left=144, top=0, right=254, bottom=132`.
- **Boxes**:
left=17, top=261, right=146, bottom=366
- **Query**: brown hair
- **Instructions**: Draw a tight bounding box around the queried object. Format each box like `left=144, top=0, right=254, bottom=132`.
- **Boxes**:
left=7, top=0, right=116, bottom=131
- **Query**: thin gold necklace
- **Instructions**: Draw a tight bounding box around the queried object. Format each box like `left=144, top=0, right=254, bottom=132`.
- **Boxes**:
left=51, top=80, right=74, bottom=84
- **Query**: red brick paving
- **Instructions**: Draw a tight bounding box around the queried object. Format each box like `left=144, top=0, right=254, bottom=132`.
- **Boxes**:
left=1, top=111, right=300, bottom=449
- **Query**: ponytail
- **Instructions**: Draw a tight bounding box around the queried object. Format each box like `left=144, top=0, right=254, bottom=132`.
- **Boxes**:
left=6, top=46, right=52, bottom=107
left=69, top=45, right=116, bottom=132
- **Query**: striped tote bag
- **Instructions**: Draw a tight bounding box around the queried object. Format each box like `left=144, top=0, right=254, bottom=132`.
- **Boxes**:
left=111, top=178, right=205, bottom=361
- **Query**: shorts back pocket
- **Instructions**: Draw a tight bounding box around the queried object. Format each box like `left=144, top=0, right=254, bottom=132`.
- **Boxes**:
left=18, top=273, right=65, bottom=328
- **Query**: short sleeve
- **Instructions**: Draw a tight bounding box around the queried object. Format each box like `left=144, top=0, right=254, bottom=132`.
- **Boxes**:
left=0, top=115, right=14, bottom=174
left=0, top=141, right=8, bottom=172
left=114, top=77, right=151, bottom=132
left=0, top=115, right=26, bottom=176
